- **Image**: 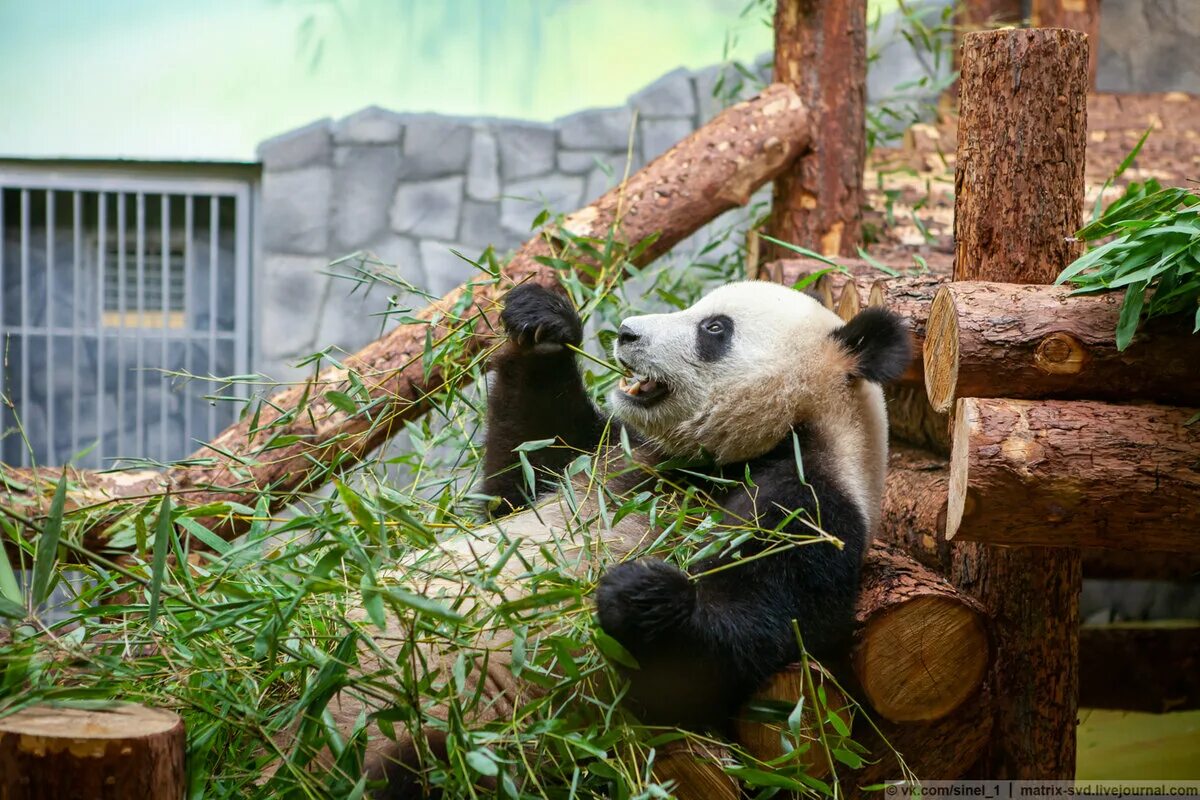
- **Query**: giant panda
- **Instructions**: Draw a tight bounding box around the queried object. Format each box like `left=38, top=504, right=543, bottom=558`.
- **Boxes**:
left=340, top=279, right=910, bottom=796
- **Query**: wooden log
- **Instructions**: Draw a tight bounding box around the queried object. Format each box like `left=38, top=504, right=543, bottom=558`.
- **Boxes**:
left=767, top=0, right=867, bottom=258
left=1032, top=0, right=1101, bottom=88
left=1080, top=623, right=1200, bottom=713
left=1, top=84, right=812, bottom=553
left=735, top=662, right=849, bottom=771
left=652, top=740, right=739, bottom=800
left=947, top=398, right=1200, bottom=552
left=949, top=27, right=1087, bottom=781
left=848, top=686, right=993, bottom=795
left=0, top=703, right=185, bottom=799
left=852, top=544, right=989, bottom=723
left=880, top=447, right=1200, bottom=582
left=954, top=29, right=1088, bottom=284
left=835, top=277, right=863, bottom=321
left=924, top=282, right=1200, bottom=414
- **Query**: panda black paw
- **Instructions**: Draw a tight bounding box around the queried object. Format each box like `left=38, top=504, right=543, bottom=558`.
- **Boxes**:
left=501, top=283, right=583, bottom=349
left=596, top=559, right=696, bottom=653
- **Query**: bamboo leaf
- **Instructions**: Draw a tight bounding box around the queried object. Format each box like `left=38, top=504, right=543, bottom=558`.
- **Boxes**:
left=31, top=472, right=69, bottom=607
left=147, top=493, right=173, bottom=626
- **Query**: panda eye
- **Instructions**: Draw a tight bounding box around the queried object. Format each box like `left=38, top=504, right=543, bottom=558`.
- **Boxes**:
left=704, top=320, right=725, bottom=335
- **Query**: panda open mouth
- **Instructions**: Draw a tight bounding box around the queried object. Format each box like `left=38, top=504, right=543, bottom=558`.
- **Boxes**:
left=617, top=373, right=671, bottom=407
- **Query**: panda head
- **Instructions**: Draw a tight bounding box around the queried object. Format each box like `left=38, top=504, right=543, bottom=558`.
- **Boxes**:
left=609, top=280, right=910, bottom=467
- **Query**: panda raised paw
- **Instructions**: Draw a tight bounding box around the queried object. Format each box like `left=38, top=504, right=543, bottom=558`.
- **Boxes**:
left=596, top=559, right=697, bottom=652
left=501, top=283, right=584, bottom=349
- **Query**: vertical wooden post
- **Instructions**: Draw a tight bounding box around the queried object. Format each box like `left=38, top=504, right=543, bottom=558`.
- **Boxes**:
left=1032, top=0, right=1101, bottom=88
left=0, top=703, right=186, bottom=798
left=950, top=28, right=1088, bottom=779
left=766, top=0, right=867, bottom=258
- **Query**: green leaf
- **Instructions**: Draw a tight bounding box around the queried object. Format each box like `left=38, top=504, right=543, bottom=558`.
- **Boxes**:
left=465, top=749, right=499, bottom=777
left=324, top=390, right=358, bottom=415
left=1115, top=281, right=1148, bottom=351
left=759, top=234, right=843, bottom=268
left=383, top=585, right=463, bottom=624
left=513, top=438, right=557, bottom=453
left=336, top=480, right=379, bottom=541
left=0, top=529, right=21, bottom=607
left=147, top=493, right=174, bottom=627
left=31, top=471, right=69, bottom=607
left=592, top=629, right=640, bottom=669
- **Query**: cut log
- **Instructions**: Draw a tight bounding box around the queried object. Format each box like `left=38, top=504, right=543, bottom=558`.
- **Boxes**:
left=954, top=29, right=1088, bottom=284
left=853, top=544, right=989, bottom=723
left=885, top=386, right=951, bottom=454
left=848, top=686, right=993, bottom=795
left=767, top=0, right=867, bottom=258
left=0, top=703, right=185, bottom=800
left=947, top=398, right=1200, bottom=552
left=1032, top=0, right=1101, bottom=88
left=924, top=282, right=1200, bottom=414
left=835, top=277, right=863, bottom=321
left=735, top=662, right=848, bottom=771
left=2, top=84, right=812, bottom=553
left=948, top=28, right=1087, bottom=781
left=1080, top=623, right=1200, bottom=713
left=652, top=740, right=738, bottom=800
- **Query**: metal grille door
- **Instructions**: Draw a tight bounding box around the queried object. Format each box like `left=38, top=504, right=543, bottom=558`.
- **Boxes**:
left=0, top=168, right=254, bottom=468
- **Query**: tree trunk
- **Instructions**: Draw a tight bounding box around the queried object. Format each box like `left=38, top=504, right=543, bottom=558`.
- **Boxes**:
left=954, top=29, right=1088, bottom=284
left=947, top=398, right=1200, bottom=551
left=948, top=28, right=1087, bottom=781
left=853, top=544, right=990, bottom=723
left=0, top=703, right=185, bottom=800
left=924, top=282, right=1200, bottom=414
left=1032, top=0, right=1102, bottom=88
left=766, top=0, right=867, bottom=258
left=1080, top=623, right=1200, bottom=713
left=2, top=84, right=813, bottom=553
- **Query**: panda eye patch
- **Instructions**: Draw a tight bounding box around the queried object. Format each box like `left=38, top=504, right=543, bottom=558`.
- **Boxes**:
left=696, top=315, right=734, bottom=362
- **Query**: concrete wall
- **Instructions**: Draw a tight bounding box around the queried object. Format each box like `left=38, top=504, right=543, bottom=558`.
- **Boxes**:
left=1097, top=0, right=1200, bottom=93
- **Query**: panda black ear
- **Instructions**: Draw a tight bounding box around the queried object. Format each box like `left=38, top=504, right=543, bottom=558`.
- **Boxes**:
left=831, top=308, right=912, bottom=384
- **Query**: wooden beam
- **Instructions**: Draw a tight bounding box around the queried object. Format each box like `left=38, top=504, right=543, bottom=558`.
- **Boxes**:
left=923, top=282, right=1200, bottom=414
left=948, top=398, right=1200, bottom=552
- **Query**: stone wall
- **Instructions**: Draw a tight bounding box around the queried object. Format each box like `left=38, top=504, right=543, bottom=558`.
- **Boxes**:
left=1097, top=0, right=1200, bottom=93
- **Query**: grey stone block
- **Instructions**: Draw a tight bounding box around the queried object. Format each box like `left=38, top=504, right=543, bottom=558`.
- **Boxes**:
left=259, top=255, right=329, bottom=359
left=420, top=241, right=483, bottom=297
left=694, top=63, right=758, bottom=122
left=360, top=234, right=424, bottom=291
left=399, top=115, right=473, bottom=180
left=495, top=122, right=556, bottom=181
left=640, top=118, right=694, bottom=163
left=558, top=149, right=638, bottom=177
left=333, top=105, right=405, bottom=145
left=500, top=174, right=585, bottom=236
left=333, top=145, right=403, bottom=250
left=460, top=200, right=514, bottom=249
left=629, top=67, right=697, bottom=119
left=261, top=167, right=332, bottom=255
left=257, top=118, right=333, bottom=171
left=466, top=130, right=501, bottom=200
left=556, top=106, right=636, bottom=150
left=389, top=176, right=464, bottom=240
left=316, top=273, right=397, bottom=353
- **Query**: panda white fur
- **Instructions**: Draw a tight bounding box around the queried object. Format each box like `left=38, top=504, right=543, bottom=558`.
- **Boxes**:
left=347, top=280, right=910, bottom=796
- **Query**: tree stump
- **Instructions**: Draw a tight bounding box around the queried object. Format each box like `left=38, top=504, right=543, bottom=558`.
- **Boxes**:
left=0, top=703, right=185, bottom=800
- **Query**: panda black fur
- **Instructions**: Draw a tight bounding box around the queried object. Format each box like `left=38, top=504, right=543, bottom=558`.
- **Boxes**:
left=483, top=280, right=910, bottom=729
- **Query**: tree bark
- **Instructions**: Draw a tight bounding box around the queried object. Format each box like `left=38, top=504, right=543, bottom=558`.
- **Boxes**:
left=924, top=282, right=1200, bottom=414
left=948, top=28, right=1087, bottom=781
left=1032, top=0, right=1101, bottom=88
left=954, top=29, right=1089, bottom=284
left=1080, top=623, right=1200, bottom=713
left=1, top=84, right=812, bottom=552
left=853, top=544, right=990, bottom=723
left=947, top=398, right=1200, bottom=552
left=0, top=703, right=185, bottom=800
left=766, top=0, right=868, bottom=258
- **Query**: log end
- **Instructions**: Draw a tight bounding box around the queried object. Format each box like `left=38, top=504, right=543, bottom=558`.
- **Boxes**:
left=734, top=663, right=847, bottom=771
left=652, top=740, right=739, bottom=800
left=836, top=278, right=863, bottom=321
left=945, top=400, right=974, bottom=542
left=853, top=594, right=989, bottom=722
left=924, top=285, right=960, bottom=415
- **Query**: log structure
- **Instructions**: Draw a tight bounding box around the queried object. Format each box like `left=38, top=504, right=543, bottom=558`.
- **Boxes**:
left=1032, top=0, right=1101, bottom=87
left=852, top=544, right=989, bottom=723
left=1080, top=623, right=1200, bottom=713
left=924, top=282, right=1200, bottom=414
left=947, top=398, right=1200, bottom=552
left=0, top=703, right=185, bottom=800
left=766, top=0, right=868, bottom=258
left=652, top=740, right=738, bottom=800
left=946, top=28, right=1088, bottom=781
left=735, top=662, right=848, bottom=769
left=1, top=84, right=813, bottom=552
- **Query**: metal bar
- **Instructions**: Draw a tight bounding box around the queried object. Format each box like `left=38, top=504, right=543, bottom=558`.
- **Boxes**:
left=161, top=194, right=170, bottom=462
left=183, top=195, right=193, bottom=453
left=71, top=191, right=81, bottom=461
left=19, top=189, right=30, bottom=467
left=96, top=192, right=106, bottom=464
left=116, top=192, right=126, bottom=459
left=0, top=171, right=254, bottom=197
left=135, top=192, right=145, bottom=457
left=208, top=195, right=218, bottom=436
left=233, top=186, right=251, bottom=398
left=0, top=188, right=5, bottom=459
left=45, top=190, right=55, bottom=464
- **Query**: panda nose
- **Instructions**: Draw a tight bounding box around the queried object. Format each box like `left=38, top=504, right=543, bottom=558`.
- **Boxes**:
left=618, top=324, right=641, bottom=346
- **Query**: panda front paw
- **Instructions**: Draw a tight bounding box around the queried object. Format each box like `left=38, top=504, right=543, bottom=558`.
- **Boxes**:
left=500, top=283, right=583, bottom=349
left=596, top=559, right=696, bottom=653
